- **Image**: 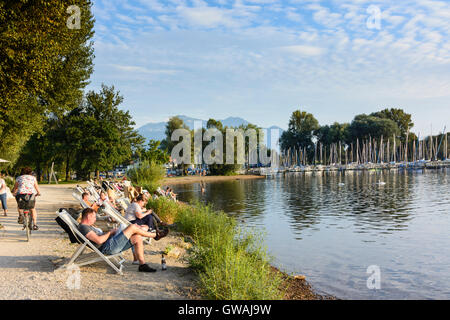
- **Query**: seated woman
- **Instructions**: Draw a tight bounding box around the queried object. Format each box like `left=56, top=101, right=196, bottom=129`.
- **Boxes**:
left=124, top=195, right=168, bottom=240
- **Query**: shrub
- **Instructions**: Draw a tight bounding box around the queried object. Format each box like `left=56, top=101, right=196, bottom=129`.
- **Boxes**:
left=147, top=198, right=284, bottom=300
left=126, top=160, right=165, bottom=193
left=4, top=177, right=15, bottom=190
left=146, top=196, right=180, bottom=224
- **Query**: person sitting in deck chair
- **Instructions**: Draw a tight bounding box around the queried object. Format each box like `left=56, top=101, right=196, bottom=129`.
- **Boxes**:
left=124, top=195, right=168, bottom=241
left=82, top=192, right=99, bottom=211
left=78, top=208, right=157, bottom=272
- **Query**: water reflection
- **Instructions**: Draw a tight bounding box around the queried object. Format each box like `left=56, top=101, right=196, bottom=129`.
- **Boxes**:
left=172, top=169, right=450, bottom=299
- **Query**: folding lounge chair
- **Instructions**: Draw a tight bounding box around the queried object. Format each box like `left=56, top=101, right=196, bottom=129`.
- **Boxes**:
left=72, top=192, right=90, bottom=209
left=55, top=209, right=126, bottom=275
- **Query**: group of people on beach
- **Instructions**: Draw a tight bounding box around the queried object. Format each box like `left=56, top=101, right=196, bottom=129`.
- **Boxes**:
left=74, top=179, right=174, bottom=272
left=0, top=168, right=181, bottom=273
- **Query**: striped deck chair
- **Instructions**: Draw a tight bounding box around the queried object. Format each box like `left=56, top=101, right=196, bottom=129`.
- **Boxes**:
left=55, top=209, right=126, bottom=275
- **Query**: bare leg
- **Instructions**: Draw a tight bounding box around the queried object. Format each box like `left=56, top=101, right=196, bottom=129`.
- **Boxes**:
left=130, top=234, right=145, bottom=264
left=31, top=208, right=37, bottom=225
left=122, top=224, right=156, bottom=239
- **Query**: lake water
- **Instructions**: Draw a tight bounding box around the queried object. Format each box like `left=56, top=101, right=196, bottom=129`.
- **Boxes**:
left=172, top=169, right=450, bottom=300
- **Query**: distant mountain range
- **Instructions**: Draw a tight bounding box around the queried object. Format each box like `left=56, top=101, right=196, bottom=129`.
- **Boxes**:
left=137, top=115, right=284, bottom=148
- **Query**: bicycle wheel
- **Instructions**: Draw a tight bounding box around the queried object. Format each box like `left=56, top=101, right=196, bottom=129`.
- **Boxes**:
left=24, top=213, right=30, bottom=242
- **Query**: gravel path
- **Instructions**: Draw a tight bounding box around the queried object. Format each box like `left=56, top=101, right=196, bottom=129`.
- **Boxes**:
left=0, top=184, right=198, bottom=300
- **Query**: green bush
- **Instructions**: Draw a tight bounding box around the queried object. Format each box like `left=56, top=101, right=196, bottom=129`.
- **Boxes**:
left=4, top=177, right=15, bottom=190
left=126, top=160, right=165, bottom=193
left=146, top=196, right=180, bottom=224
left=147, top=198, right=284, bottom=300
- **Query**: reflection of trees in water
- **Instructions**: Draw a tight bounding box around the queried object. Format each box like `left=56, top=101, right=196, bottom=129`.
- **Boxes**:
left=280, top=173, right=323, bottom=234
left=281, top=170, right=417, bottom=236
left=173, top=180, right=265, bottom=219
left=344, top=171, right=414, bottom=232
left=176, top=170, right=427, bottom=237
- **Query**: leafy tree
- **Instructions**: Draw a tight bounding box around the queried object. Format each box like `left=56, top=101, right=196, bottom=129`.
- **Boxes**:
left=140, top=140, right=170, bottom=165
left=280, top=110, right=320, bottom=154
left=206, top=118, right=224, bottom=131
left=316, top=122, right=350, bottom=146
left=70, top=85, right=145, bottom=179
left=0, top=0, right=95, bottom=163
left=160, top=116, right=190, bottom=153
left=371, top=108, right=413, bottom=141
left=348, top=114, right=400, bottom=142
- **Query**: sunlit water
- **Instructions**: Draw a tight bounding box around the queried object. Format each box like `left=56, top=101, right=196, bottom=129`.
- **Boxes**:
left=172, top=169, right=450, bottom=299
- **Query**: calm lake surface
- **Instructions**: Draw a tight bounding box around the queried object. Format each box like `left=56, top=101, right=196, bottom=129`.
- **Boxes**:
left=172, top=169, right=450, bottom=300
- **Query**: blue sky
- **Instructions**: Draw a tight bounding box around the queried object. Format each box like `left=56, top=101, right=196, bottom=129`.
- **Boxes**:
left=87, top=0, right=450, bottom=136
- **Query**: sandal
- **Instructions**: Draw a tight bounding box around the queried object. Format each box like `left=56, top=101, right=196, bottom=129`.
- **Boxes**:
left=32, top=225, right=39, bottom=231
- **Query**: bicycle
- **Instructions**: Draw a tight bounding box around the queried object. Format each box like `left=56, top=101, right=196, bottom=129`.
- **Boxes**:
left=15, top=193, right=40, bottom=242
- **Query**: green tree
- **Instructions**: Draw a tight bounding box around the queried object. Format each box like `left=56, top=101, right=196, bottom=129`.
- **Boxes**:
left=280, top=110, right=320, bottom=154
left=0, top=0, right=95, bottom=163
left=140, top=140, right=170, bottom=164
left=316, top=122, right=350, bottom=146
left=371, top=108, right=413, bottom=141
left=160, top=116, right=190, bottom=153
left=348, top=114, right=400, bottom=142
left=71, top=85, right=145, bottom=179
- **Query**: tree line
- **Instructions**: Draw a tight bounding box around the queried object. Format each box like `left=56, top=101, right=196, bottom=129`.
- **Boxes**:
left=280, top=108, right=448, bottom=164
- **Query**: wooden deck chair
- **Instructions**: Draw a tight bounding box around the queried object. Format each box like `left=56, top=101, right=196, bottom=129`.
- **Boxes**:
left=55, top=209, right=126, bottom=275
left=76, top=185, right=85, bottom=195
left=116, top=198, right=129, bottom=211
left=72, top=192, right=91, bottom=209
left=88, top=185, right=101, bottom=201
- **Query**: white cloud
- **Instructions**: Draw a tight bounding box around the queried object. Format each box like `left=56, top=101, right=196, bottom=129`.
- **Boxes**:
left=280, top=45, right=325, bottom=56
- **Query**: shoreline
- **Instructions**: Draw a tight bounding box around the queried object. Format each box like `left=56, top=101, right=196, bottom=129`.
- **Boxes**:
left=0, top=183, right=332, bottom=300
left=162, top=174, right=265, bottom=186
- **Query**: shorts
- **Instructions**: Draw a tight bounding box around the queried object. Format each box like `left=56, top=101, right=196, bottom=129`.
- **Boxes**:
left=0, top=193, right=7, bottom=210
left=99, top=231, right=133, bottom=255
left=15, top=194, right=36, bottom=210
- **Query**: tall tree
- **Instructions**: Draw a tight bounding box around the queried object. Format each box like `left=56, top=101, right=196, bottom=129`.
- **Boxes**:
left=371, top=108, right=413, bottom=141
left=0, top=0, right=94, bottom=163
left=71, top=85, right=145, bottom=179
left=280, top=110, right=320, bottom=153
left=348, top=114, right=400, bottom=141
left=160, top=116, right=189, bottom=153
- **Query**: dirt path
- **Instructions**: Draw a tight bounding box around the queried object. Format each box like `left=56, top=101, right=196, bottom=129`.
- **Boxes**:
left=0, top=184, right=198, bottom=300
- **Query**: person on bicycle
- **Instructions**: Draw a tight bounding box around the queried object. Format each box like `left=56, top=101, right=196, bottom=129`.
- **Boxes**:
left=12, top=167, right=41, bottom=230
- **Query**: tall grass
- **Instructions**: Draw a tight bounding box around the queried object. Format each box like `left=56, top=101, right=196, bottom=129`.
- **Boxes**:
left=147, top=197, right=284, bottom=300
left=126, top=160, right=165, bottom=193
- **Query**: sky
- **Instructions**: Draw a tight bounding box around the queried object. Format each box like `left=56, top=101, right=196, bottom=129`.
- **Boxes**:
left=86, top=0, right=450, bottom=136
